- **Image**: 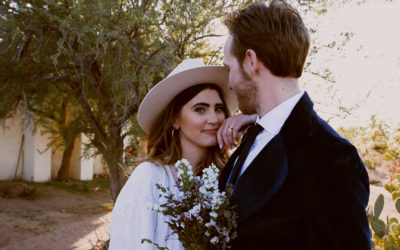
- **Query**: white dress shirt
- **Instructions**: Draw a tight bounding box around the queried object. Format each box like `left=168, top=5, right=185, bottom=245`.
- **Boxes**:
left=238, top=91, right=305, bottom=176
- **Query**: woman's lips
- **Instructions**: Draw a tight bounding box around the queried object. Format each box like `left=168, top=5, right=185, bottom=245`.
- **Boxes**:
left=202, top=129, right=218, bottom=135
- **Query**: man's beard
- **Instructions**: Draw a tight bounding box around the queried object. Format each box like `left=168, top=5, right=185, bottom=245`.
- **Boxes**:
left=233, top=68, right=259, bottom=115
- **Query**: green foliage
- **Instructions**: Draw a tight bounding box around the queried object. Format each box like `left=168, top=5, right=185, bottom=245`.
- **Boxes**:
left=375, top=194, right=384, bottom=218
left=49, top=179, right=110, bottom=197
left=392, top=192, right=400, bottom=202
left=0, top=181, right=38, bottom=200
left=368, top=175, right=400, bottom=249
left=0, top=0, right=250, bottom=201
left=395, top=199, right=400, bottom=214
left=371, top=216, right=387, bottom=238
left=338, top=117, right=400, bottom=179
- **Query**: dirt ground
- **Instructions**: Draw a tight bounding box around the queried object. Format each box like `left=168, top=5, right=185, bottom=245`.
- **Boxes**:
left=0, top=180, right=112, bottom=250
left=0, top=168, right=398, bottom=250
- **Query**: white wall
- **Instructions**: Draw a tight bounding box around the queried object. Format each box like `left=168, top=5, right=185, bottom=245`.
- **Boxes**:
left=0, top=112, right=24, bottom=180
left=23, top=121, right=51, bottom=182
left=68, top=134, right=93, bottom=181
left=1, top=113, right=108, bottom=182
left=93, top=155, right=107, bottom=175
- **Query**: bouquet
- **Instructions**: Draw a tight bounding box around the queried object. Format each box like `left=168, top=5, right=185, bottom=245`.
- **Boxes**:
left=143, top=159, right=237, bottom=250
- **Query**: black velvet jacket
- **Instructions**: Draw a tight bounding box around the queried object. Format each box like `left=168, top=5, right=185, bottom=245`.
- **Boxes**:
left=219, top=93, right=371, bottom=250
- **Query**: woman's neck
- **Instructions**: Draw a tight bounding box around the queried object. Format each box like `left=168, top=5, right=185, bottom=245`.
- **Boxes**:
left=180, top=141, right=207, bottom=175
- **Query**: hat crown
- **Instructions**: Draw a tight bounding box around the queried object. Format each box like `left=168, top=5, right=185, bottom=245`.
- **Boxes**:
left=168, top=58, right=205, bottom=77
left=138, top=58, right=237, bottom=133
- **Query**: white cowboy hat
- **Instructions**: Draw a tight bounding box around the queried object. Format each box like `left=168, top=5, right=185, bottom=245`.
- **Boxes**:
left=138, top=58, right=238, bottom=133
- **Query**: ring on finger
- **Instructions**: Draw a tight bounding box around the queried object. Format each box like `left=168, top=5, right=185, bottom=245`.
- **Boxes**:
left=227, top=126, right=234, bottom=132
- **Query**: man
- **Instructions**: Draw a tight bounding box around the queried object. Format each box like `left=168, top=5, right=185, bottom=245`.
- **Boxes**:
left=217, top=1, right=371, bottom=249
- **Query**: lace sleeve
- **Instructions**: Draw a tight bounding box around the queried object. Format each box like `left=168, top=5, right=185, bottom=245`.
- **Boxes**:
left=109, top=162, right=167, bottom=250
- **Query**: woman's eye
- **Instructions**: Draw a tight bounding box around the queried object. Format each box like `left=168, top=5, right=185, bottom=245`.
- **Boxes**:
left=215, top=106, right=225, bottom=112
left=194, top=107, right=205, bottom=113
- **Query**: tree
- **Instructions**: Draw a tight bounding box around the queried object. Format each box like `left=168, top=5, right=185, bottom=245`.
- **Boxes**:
left=0, top=0, right=250, bottom=202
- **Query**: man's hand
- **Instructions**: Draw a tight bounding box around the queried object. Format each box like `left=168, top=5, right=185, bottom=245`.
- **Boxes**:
left=217, top=114, right=257, bottom=149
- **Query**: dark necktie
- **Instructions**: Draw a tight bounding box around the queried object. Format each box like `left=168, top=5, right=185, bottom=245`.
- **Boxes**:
left=226, top=124, right=264, bottom=187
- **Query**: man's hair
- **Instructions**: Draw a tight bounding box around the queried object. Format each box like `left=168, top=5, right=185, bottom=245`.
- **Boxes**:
left=223, top=0, right=310, bottom=78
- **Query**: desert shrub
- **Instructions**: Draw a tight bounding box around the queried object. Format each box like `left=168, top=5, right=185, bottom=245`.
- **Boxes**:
left=0, top=181, right=38, bottom=199
left=338, top=116, right=400, bottom=180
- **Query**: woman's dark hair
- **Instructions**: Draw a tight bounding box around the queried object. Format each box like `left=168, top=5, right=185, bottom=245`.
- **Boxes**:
left=144, top=83, right=230, bottom=174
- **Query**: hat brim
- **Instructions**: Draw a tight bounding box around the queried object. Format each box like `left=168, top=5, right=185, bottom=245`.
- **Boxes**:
left=138, top=65, right=238, bottom=133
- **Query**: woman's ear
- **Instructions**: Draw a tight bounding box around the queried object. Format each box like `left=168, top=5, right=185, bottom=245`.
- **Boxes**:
left=172, top=118, right=179, bottom=130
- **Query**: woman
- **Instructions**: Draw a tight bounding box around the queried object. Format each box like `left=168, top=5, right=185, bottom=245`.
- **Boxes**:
left=109, top=58, right=238, bottom=250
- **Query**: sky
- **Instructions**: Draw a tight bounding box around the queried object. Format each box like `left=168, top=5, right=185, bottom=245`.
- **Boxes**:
left=210, top=0, right=400, bottom=129
left=301, top=0, right=400, bottom=128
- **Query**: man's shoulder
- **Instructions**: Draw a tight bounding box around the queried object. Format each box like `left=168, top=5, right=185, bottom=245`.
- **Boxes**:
left=311, top=114, right=354, bottom=148
left=307, top=114, right=364, bottom=171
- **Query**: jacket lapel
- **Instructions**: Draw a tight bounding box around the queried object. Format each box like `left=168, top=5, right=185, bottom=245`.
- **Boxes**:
left=219, top=144, right=241, bottom=191
left=231, top=133, right=288, bottom=221
left=229, top=92, right=315, bottom=221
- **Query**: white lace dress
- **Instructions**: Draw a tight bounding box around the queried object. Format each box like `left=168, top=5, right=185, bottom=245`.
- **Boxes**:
left=109, top=162, right=183, bottom=250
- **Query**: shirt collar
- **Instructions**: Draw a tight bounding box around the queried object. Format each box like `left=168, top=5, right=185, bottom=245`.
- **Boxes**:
left=256, top=91, right=305, bottom=135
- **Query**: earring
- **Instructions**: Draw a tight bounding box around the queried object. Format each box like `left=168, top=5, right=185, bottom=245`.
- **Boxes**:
left=172, top=128, right=177, bottom=138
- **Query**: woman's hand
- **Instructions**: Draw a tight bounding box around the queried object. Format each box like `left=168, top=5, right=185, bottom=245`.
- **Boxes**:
left=217, top=114, right=257, bottom=149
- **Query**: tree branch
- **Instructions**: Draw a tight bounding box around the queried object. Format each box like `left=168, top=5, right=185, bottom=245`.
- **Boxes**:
left=13, top=30, right=33, bottom=62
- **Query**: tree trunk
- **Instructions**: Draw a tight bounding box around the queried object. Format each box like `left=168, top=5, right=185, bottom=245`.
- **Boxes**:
left=104, top=125, right=126, bottom=203
left=106, top=155, right=125, bottom=203
left=56, top=137, right=76, bottom=181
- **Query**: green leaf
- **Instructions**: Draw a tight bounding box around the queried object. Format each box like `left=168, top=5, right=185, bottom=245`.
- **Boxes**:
left=393, top=192, right=400, bottom=201
left=371, top=217, right=387, bottom=237
left=389, top=217, right=399, bottom=225
left=385, top=183, right=397, bottom=193
left=388, top=234, right=396, bottom=247
left=374, top=194, right=384, bottom=218
left=395, top=198, right=400, bottom=213
left=224, top=210, right=231, bottom=218
left=390, top=222, right=399, bottom=234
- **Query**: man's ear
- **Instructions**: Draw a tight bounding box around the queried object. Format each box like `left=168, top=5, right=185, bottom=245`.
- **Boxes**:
left=245, top=49, right=260, bottom=75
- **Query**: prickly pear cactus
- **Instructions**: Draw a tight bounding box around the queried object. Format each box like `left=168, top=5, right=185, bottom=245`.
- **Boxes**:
left=368, top=175, right=400, bottom=249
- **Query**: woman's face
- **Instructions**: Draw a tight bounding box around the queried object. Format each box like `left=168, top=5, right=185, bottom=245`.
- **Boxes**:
left=174, top=88, right=226, bottom=150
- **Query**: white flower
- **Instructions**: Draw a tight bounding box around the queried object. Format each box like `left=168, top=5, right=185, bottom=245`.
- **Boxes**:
left=210, top=236, right=219, bottom=244
left=180, top=158, right=190, bottom=166
left=189, top=204, right=201, bottom=216
left=152, top=204, right=160, bottom=211
left=148, top=160, right=237, bottom=247
left=205, top=219, right=216, bottom=228
left=217, top=195, right=225, bottom=204
left=210, top=211, right=218, bottom=218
